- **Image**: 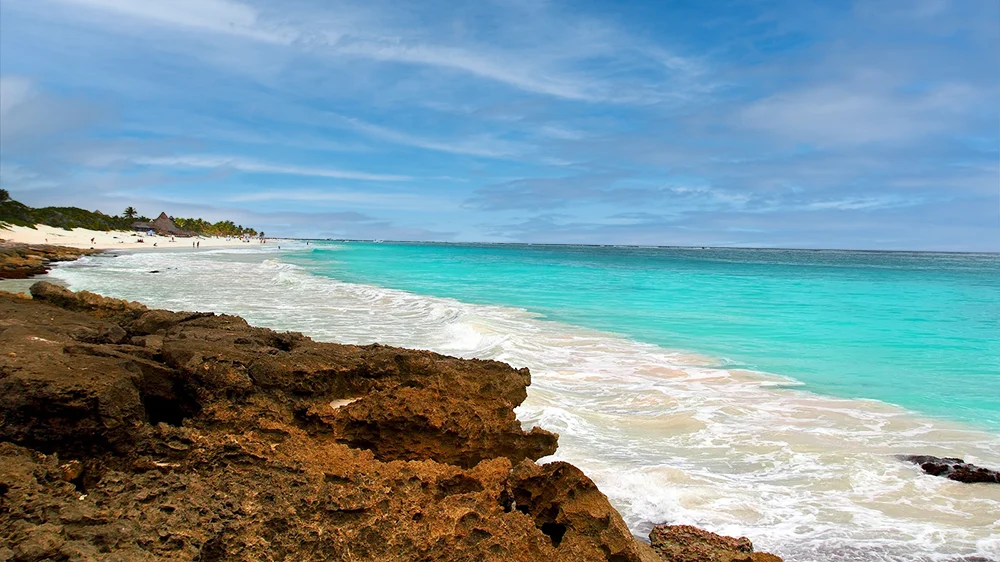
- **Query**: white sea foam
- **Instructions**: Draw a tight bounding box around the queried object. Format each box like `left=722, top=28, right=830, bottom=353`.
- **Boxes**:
left=50, top=248, right=1000, bottom=562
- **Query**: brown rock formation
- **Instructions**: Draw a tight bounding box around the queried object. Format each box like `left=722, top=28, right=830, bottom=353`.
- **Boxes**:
left=649, top=525, right=782, bottom=562
left=0, top=283, right=657, bottom=561
left=0, top=243, right=101, bottom=279
left=508, top=460, right=654, bottom=560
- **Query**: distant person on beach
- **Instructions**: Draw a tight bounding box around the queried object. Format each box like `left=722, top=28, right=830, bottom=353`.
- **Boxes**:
left=197, top=241, right=200, bottom=248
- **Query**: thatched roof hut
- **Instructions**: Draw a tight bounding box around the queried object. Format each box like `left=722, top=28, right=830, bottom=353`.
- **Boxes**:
left=132, top=213, right=194, bottom=237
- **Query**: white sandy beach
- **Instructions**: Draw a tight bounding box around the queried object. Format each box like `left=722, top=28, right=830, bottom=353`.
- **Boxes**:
left=0, top=224, right=273, bottom=250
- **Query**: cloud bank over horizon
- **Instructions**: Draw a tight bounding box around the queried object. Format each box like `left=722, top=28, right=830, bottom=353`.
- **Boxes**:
left=1, top=0, right=997, bottom=250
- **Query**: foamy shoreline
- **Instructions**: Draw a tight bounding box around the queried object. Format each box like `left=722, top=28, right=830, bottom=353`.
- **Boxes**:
left=0, top=223, right=277, bottom=250
left=38, top=246, right=1000, bottom=561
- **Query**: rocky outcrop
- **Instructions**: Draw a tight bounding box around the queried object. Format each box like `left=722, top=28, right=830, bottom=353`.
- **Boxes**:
left=897, top=455, right=1000, bottom=484
left=648, top=526, right=782, bottom=562
left=508, top=460, right=651, bottom=560
left=0, top=283, right=782, bottom=561
left=0, top=283, right=634, bottom=561
left=0, top=243, right=101, bottom=279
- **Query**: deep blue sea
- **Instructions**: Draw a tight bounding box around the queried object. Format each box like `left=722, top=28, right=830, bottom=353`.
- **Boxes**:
left=51, top=242, right=1000, bottom=562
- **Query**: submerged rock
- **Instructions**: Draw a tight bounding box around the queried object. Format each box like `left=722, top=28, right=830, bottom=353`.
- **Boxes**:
left=897, top=455, right=1000, bottom=484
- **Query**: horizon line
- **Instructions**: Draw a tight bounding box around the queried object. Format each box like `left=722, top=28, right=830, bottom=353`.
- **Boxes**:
left=282, top=238, right=1000, bottom=256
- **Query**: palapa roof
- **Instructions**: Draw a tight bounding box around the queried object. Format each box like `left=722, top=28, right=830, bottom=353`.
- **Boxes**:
left=132, top=213, right=194, bottom=237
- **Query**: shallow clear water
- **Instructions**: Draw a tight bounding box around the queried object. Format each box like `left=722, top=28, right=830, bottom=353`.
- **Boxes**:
left=50, top=244, right=1000, bottom=561
left=290, top=243, right=1000, bottom=431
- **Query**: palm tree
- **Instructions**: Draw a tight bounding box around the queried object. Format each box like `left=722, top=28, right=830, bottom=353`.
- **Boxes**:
left=122, top=206, right=138, bottom=220
left=0, top=188, right=9, bottom=203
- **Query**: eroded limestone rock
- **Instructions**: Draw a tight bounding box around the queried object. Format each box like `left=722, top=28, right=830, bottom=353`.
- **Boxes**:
left=0, top=244, right=102, bottom=280
left=649, top=525, right=782, bottom=562
left=0, top=284, right=647, bottom=561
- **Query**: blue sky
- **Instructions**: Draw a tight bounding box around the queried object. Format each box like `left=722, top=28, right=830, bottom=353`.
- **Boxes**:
left=1, top=0, right=997, bottom=250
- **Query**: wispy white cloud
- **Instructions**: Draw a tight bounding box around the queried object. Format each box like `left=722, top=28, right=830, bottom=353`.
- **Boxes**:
left=537, top=125, right=590, bottom=141
left=52, top=0, right=293, bottom=43
left=331, top=39, right=602, bottom=102
left=133, top=155, right=410, bottom=181
left=0, top=162, right=60, bottom=191
left=0, top=75, right=106, bottom=149
left=0, top=76, right=35, bottom=116
left=225, top=188, right=458, bottom=211
left=333, top=115, right=523, bottom=158
left=666, top=186, right=752, bottom=206
left=39, top=0, right=708, bottom=104
left=739, top=77, right=984, bottom=146
left=805, top=197, right=916, bottom=211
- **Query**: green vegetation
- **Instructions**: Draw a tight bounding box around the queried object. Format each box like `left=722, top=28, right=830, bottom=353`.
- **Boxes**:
left=0, top=199, right=132, bottom=231
left=172, top=217, right=258, bottom=237
left=1, top=195, right=259, bottom=237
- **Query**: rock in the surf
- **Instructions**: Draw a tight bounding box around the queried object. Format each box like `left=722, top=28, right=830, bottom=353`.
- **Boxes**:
left=648, top=524, right=782, bottom=562
left=0, top=243, right=101, bottom=279
left=898, top=455, right=1000, bottom=484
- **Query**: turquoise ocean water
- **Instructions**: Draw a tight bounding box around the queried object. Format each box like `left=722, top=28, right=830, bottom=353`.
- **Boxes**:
left=50, top=242, right=1000, bottom=561
left=289, top=242, right=1000, bottom=430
